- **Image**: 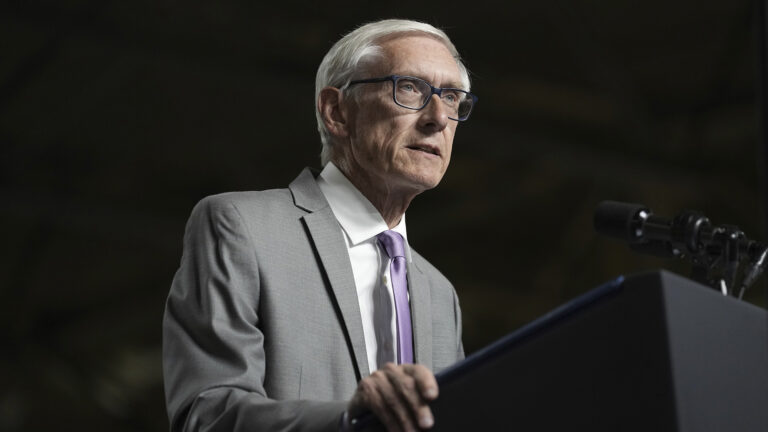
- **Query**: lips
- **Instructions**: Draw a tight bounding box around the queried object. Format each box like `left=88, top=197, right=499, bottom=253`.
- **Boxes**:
left=406, top=143, right=441, bottom=157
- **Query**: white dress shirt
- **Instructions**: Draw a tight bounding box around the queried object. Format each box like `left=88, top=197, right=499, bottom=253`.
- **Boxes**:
left=317, top=162, right=412, bottom=374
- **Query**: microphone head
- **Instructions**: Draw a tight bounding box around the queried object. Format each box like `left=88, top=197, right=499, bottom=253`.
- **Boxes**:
left=594, top=201, right=650, bottom=241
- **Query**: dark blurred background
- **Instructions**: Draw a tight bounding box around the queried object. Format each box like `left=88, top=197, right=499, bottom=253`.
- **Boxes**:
left=2, top=1, right=766, bottom=430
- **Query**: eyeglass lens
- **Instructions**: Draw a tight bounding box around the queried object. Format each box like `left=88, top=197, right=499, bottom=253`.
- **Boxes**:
left=394, top=77, right=473, bottom=120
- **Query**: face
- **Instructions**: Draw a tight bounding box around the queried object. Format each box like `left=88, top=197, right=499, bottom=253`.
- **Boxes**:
left=338, top=35, right=462, bottom=196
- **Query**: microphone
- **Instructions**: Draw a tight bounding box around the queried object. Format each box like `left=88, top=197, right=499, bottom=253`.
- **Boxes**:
left=593, top=200, right=719, bottom=254
left=593, top=201, right=650, bottom=242
left=593, top=201, right=682, bottom=258
left=593, top=200, right=767, bottom=297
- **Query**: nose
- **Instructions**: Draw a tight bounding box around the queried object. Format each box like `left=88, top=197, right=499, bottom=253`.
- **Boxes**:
left=417, top=94, right=450, bottom=133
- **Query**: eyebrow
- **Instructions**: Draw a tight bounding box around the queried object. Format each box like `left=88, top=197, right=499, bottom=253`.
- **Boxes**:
left=436, top=79, right=464, bottom=89
left=396, top=72, right=464, bottom=90
left=442, top=81, right=465, bottom=90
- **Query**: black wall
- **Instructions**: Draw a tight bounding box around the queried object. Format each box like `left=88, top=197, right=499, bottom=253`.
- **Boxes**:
left=1, top=1, right=764, bottom=430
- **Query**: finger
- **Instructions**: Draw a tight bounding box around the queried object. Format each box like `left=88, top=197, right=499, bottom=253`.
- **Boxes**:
left=380, top=370, right=420, bottom=432
left=362, top=370, right=415, bottom=432
left=382, top=364, right=423, bottom=426
left=367, top=384, right=402, bottom=432
left=402, top=363, right=439, bottom=400
left=383, top=363, right=438, bottom=430
left=400, top=364, right=437, bottom=429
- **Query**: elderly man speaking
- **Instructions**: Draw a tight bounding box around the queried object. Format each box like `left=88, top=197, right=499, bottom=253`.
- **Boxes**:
left=163, top=19, right=477, bottom=432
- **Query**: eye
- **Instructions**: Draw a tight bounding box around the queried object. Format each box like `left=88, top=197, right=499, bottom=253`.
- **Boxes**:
left=441, top=90, right=461, bottom=105
left=397, top=79, right=421, bottom=94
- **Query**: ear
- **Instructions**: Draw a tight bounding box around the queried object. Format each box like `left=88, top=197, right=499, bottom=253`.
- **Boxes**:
left=318, top=87, right=350, bottom=139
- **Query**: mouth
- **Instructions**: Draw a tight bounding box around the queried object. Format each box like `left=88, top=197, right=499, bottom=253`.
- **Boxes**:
left=406, top=143, right=441, bottom=157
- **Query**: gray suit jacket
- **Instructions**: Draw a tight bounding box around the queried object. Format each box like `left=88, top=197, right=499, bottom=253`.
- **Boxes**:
left=163, top=168, right=464, bottom=432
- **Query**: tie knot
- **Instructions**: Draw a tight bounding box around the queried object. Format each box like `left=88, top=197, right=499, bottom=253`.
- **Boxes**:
left=377, top=230, right=406, bottom=259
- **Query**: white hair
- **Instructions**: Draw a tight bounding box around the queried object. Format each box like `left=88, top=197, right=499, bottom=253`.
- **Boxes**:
left=315, top=19, right=471, bottom=166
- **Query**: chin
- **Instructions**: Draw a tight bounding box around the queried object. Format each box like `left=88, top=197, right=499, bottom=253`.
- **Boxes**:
left=402, top=172, right=444, bottom=192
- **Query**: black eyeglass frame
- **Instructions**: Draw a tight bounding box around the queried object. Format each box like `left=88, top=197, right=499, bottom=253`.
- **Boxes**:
left=346, top=75, right=478, bottom=121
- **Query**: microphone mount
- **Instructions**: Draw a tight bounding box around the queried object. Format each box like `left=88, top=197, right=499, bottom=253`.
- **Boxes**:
left=594, top=201, right=767, bottom=299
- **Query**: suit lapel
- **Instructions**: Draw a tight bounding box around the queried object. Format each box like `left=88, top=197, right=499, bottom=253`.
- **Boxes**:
left=408, top=260, right=433, bottom=370
left=290, top=169, right=371, bottom=380
left=289, top=168, right=435, bottom=374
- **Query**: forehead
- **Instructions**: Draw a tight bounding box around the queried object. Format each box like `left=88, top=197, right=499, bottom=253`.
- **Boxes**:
left=375, top=35, right=462, bottom=88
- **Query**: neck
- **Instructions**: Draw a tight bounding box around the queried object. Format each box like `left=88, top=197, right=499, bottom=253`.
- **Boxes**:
left=333, top=159, right=417, bottom=229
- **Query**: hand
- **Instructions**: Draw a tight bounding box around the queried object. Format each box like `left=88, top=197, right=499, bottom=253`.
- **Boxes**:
left=347, top=363, right=439, bottom=432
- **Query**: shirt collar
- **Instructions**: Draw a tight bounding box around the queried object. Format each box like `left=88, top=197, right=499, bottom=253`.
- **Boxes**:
left=317, top=162, right=412, bottom=262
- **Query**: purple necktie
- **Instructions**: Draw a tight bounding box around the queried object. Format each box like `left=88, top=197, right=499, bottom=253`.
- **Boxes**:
left=377, top=230, right=413, bottom=364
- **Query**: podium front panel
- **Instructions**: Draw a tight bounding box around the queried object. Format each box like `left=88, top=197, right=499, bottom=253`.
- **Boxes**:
left=427, top=270, right=768, bottom=432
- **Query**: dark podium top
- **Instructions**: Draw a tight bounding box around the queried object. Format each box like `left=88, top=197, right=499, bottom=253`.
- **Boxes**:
left=428, top=270, right=768, bottom=431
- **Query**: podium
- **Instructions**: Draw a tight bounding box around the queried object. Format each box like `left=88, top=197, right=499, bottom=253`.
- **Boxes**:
left=428, top=270, right=768, bottom=431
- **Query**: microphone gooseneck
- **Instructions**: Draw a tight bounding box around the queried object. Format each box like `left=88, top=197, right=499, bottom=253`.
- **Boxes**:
left=594, top=200, right=766, bottom=298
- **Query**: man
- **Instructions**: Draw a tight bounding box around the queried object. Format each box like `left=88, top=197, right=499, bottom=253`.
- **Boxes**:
left=163, top=19, right=477, bottom=432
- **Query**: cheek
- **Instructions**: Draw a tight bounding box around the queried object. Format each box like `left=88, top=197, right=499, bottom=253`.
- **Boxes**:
left=368, top=117, right=411, bottom=161
left=441, top=129, right=456, bottom=162
left=349, top=112, right=389, bottom=161
left=388, top=119, right=413, bottom=147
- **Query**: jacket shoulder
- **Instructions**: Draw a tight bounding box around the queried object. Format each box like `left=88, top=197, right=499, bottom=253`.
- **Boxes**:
left=194, top=189, right=293, bottom=211
left=189, top=189, right=305, bottom=223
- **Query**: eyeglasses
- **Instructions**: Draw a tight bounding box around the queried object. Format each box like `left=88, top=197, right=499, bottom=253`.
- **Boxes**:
left=346, top=75, right=478, bottom=121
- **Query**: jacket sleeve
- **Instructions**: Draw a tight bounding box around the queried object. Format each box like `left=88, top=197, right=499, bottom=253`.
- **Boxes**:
left=162, top=195, right=346, bottom=432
